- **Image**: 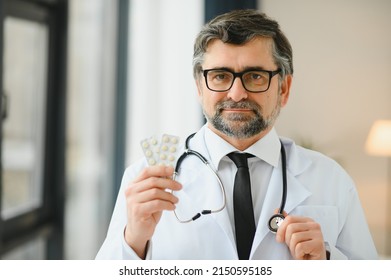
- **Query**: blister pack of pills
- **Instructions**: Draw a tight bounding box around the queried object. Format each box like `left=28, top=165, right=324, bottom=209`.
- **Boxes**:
left=140, top=134, right=180, bottom=167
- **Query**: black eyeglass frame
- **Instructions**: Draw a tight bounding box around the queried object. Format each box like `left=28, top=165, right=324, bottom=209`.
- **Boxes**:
left=202, top=68, right=282, bottom=93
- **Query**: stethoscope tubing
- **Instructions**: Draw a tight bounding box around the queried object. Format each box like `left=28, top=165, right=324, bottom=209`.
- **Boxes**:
left=172, top=133, right=287, bottom=233
left=173, top=133, right=227, bottom=223
left=173, top=159, right=226, bottom=219
left=279, top=140, right=287, bottom=215
left=267, top=141, right=287, bottom=233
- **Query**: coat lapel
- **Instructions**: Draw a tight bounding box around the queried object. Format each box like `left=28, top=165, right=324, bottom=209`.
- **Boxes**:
left=174, top=129, right=238, bottom=256
left=251, top=138, right=312, bottom=259
left=175, top=132, right=313, bottom=259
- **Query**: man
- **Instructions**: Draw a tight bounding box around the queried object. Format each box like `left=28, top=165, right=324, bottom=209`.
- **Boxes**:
left=96, top=9, right=377, bottom=260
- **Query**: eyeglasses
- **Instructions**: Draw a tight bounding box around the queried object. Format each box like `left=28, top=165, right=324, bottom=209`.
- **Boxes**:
left=202, top=68, right=281, bottom=93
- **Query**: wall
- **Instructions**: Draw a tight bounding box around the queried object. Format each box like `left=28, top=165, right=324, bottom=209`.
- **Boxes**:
left=66, top=0, right=117, bottom=259
left=126, top=0, right=204, bottom=165
left=261, top=0, right=391, bottom=257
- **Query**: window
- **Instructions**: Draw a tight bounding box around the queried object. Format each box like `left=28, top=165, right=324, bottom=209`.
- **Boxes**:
left=0, top=0, right=67, bottom=259
left=1, top=17, right=48, bottom=221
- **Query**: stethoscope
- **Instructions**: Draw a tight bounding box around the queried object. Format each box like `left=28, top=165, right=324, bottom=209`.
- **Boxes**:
left=172, top=133, right=287, bottom=233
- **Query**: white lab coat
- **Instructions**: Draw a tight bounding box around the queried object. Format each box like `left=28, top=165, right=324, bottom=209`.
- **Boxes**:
left=96, top=126, right=378, bottom=260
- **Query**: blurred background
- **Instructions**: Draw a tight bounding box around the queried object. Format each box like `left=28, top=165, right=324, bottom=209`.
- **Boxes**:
left=0, top=0, right=390, bottom=259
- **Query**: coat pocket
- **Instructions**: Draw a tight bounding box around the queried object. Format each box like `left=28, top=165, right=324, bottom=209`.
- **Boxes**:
left=290, top=205, right=339, bottom=245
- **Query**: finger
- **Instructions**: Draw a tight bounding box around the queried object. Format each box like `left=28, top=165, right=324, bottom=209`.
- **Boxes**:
left=127, top=176, right=182, bottom=196
left=127, top=186, right=180, bottom=221
left=276, top=214, right=294, bottom=242
left=286, top=230, right=313, bottom=257
left=284, top=221, right=318, bottom=245
left=141, top=176, right=182, bottom=191
left=276, top=215, right=313, bottom=243
left=292, top=237, right=326, bottom=260
left=273, top=208, right=288, bottom=216
left=132, top=198, right=177, bottom=219
left=133, top=166, right=175, bottom=183
left=134, top=187, right=179, bottom=205
left=282, top=219, right=325, bottom=260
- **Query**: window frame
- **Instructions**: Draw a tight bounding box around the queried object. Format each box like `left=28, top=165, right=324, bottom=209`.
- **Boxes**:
left=0, top=0, right=67, bottom=259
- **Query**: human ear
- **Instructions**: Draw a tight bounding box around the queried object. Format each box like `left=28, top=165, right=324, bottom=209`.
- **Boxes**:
left=195, top=78, right=203, bottom=100
left=280, top=75, right=292, bottom=107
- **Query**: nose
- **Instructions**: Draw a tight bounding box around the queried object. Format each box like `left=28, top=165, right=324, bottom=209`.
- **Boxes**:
left=227, top=77, right=248, bottom=102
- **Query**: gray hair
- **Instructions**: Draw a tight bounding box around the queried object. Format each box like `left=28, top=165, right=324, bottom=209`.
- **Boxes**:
left=193, top=10, right=293, bottom=80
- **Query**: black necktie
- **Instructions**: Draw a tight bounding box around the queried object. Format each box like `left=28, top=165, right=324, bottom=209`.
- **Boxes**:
left=228, top=152, right=256, bottom=260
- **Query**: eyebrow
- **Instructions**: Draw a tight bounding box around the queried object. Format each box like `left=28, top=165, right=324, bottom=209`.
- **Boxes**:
left=207, top=66, right=270, bottom=72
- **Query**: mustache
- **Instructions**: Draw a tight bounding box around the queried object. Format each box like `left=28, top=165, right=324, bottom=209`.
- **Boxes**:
left=215, top=99, right=262, bottom=112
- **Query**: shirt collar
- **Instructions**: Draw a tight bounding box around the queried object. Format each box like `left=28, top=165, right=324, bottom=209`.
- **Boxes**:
left=204, top=126, right=281, bottom=169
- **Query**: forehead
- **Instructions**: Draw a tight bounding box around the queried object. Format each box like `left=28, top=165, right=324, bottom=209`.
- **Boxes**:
left=203, top=37, right=275, bottom=70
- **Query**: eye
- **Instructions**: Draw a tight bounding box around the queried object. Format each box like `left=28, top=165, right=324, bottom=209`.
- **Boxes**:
left=215, top=73, right=227, bottom=80
left=207, top=70, right=233, bottom=85
left=245, top=71, right=268, bottom=85
left=211, top=71, right=230, bottom=81
left=250, top=73, right=262, bottom=80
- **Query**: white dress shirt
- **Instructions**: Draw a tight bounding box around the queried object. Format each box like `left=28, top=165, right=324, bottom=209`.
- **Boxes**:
left=203, top=126, right=281, bottom=234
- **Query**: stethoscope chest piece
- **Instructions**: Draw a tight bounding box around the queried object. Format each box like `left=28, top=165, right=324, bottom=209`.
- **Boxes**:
left=268, top=213, right=285, bottom=233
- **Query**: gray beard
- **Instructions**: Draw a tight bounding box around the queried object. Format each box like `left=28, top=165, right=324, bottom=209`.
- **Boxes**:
left=204, top=99, right=281, bottom=139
